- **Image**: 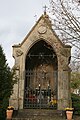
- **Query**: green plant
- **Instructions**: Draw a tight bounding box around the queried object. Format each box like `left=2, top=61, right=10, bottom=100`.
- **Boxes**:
left=71, top=93, right=80, bottom=115
left=0, top=45, right=16, bottom=119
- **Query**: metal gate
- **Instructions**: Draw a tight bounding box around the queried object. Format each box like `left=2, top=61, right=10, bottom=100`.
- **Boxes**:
left=24, top=69, right=57, bottom=109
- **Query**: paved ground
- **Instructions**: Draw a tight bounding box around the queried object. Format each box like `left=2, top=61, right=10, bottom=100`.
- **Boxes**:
left=73, top=116, right=80, bottom=120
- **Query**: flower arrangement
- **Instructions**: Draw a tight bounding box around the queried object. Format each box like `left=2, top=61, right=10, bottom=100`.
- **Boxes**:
left=49, top=99, right=57, bottom=105
left=65, top=107, right=74, bottom=111
left=7, top=106, right=14, bottom=110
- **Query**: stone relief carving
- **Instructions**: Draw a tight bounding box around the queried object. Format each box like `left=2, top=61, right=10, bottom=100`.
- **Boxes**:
left=16, top=49, right=23, bottom=57
left=38, top=25, right=47, bottom=34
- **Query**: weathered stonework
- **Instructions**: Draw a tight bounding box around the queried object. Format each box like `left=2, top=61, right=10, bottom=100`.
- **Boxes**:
left=10, top=13, right=71, bottom=110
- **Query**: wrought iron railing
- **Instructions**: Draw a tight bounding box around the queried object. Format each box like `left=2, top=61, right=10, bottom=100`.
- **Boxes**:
left=24, top=70, right=57, bottom=109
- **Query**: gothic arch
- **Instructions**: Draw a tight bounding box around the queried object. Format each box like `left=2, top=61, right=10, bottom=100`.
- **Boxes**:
left=24, top=39, right=58, bottom=109
left=24, top=38, right=58, bottom=64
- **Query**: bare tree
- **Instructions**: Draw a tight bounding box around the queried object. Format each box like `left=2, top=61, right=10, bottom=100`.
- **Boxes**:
left=49, top=0, right=80, bottom=66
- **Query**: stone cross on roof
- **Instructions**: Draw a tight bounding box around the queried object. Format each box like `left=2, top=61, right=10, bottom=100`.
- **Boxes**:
left=43, top=5, right=47, bottom=15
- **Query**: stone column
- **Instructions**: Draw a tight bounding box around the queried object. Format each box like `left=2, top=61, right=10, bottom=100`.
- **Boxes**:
left=57, top=55, right=70, bottom=110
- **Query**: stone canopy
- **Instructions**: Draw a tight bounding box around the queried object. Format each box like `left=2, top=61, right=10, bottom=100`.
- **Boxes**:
left=9, top=12, right=71, bottom=110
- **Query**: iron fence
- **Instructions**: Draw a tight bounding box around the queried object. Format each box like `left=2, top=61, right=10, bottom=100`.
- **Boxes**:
left=24, top=70, right=57, bottom=109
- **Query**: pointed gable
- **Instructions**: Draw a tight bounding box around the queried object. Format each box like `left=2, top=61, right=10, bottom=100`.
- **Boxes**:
left=12, top=13, right=71, bottom=60
left=13, top=13, right=71, bottom=49
left=19, top=14, right=52, bottom=46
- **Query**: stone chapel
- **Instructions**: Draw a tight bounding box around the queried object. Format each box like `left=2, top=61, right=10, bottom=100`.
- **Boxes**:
left=9, top=12, right=71, bottom=110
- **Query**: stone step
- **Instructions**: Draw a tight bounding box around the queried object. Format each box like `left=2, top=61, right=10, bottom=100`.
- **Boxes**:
left=12, top=109, right=65, bottom=120
left=12, top=115, right=65, bottom=120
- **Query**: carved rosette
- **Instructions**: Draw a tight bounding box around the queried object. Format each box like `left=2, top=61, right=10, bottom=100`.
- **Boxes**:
left=38, top=25, right=47, bottom=34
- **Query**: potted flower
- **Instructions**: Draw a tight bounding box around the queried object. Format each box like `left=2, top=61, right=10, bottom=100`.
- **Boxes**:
left=48, top=98, right=57, bottom=108
left=49, top=99, right=57, bottom=105
left=6, top=106, right=14, bottom=119
left=65, top=107, right=74, bottom=120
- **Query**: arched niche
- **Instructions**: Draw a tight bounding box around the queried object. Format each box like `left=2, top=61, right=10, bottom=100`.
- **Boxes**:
left=24, top=40, right=58, bottom=109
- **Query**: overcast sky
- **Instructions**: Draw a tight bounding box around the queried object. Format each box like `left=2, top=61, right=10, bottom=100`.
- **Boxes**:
left=0, top=0, right=50, bottom=68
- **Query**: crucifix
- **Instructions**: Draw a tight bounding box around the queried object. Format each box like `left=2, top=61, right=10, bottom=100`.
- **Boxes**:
left=43, top=5, right=47, bottom=15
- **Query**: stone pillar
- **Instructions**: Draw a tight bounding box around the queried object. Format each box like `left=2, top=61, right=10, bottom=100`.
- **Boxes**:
left=57, top=54, right=71, bottom=110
